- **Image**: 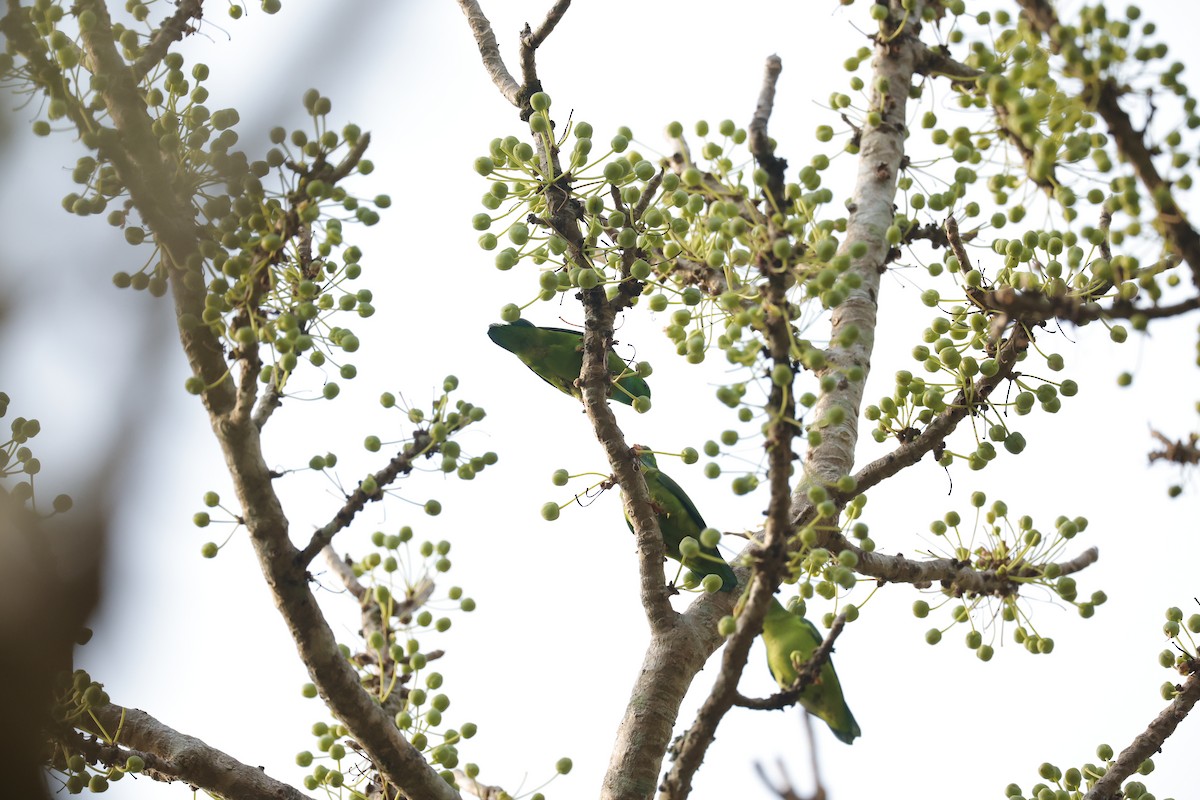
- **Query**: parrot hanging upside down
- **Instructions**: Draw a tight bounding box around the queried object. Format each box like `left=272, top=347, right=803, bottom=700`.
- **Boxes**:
left=486, top=319, right=650, bottom=407
left=758, top=596, right=860, bottom=745
left=624, top=445, right=738, bottom=592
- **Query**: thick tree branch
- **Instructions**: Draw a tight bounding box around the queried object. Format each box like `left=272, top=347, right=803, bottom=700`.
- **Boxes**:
left=74, top=0, right=235, bottom=417
left=77, top=705, right=314, bottom=800
left=1084, top=667, right=1200, bottom=800
left=69, top=10, right=457, bottom=793
left=794, top=1, right=927, bottom=499
left=529, top=0, right=570, bottom=45
left=585, top=289, right=706, bottom=800
left=459, top=21, right=699, bottom=789
left=915, top=46, right=980, bottom=82
left=212, top=409, right=457, bottom=799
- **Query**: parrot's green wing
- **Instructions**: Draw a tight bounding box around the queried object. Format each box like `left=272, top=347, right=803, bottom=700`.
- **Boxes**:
left=623, top=447, right=738, bottom=592
left=762, top=599, right=860, bottom=744
left=486, top=320, right=650, bottom=406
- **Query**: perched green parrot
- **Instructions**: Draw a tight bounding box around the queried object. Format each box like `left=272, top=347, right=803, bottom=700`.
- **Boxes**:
left=624, top=445, right=738, bottom=592
left=760, top=597, right=860, bottom=744
left=486, top=320, right=650, bottom=407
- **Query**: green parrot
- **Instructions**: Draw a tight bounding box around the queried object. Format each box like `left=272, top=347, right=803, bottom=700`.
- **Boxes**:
left=486, top=320, right=650, bottom=407
left=760, top=597, right=860, bottom=744
left=625, top=445, right=738, bottom=592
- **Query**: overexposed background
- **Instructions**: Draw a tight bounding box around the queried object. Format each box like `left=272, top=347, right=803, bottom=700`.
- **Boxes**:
left=3, top=1, right=1200, bottom=797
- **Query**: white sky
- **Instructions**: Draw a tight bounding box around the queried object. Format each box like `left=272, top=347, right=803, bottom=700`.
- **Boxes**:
left=4, top=1, right=1200, bottom=798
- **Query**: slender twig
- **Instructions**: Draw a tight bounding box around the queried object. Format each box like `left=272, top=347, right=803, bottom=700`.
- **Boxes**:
left=734, top=613, right=848, bottom=711
left=748, top=55, right=786, bottom=208
left=1148, top=430, right=1200, bottom=466
left=755, top=759, right=823, bottom=800
left=455, top=0, right=521, bottom=106
left=530, top=0, right=571, bottom=45
left=323, top=544, right=367, bottom=599
left=298, top=430, right=435, bottom=565
left=131, top=0, right=204, bottom=81
left=846, top=317, right=1031, bottom=501
left=453, top=770, right=512, bottom=800
left=632, top=168, right=664, bottom=222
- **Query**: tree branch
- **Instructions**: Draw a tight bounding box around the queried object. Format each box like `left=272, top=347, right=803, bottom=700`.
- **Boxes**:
left=794, top=1, right=927, bottom=498
left=519, top=0, right=572, bottom=93
left=661, top=57, right=797, bottom=797
left=78, top=705, right=315, bottom=800
left=1084, top=666, right=1200, bottom=800
left=818, top=531, right=1098, bottom=595
left=298, top=430, right=436, bottom=565
left=74, top=0, right=236, bottom=417
left=131, top=0, right=204, bottom=82
left=68, top=10, right=459, bottom=791
left=453, top=770, right=512, bottom=800
left=1149, top=430, right=1200, bottom=466
left=848, top=320, right=1031, bottom=497
left=529, top=0, right=570, bottom=46
left=1016, top=0, right=1200, bottom=289
left=748, top=55, right=785, bottom=211
left=455, top=0, right=521, bottom=106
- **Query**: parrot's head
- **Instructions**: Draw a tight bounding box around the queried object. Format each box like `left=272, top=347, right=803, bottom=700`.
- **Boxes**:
left=486, top=318, right=535, bottom=348
left=631, top=444, right=657, bottom=470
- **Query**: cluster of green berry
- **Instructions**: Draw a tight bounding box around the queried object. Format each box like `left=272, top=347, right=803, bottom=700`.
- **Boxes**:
left=48, top=669, right=144, bottom=794
left=1007, top=746, right=1164, bottom=800
left=864, top=306, right=1078, bottom=471
left=1, top=13, right=386, bottom=401
left=1158, top=605, right=1200, bottom=696
left=475, top=96, right=870, bottom=501
left=0, top=393, right=72, bottom=512
left=297, top=534, right=477, bottom=790
left=911, top=493, right=1101, bottom=659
